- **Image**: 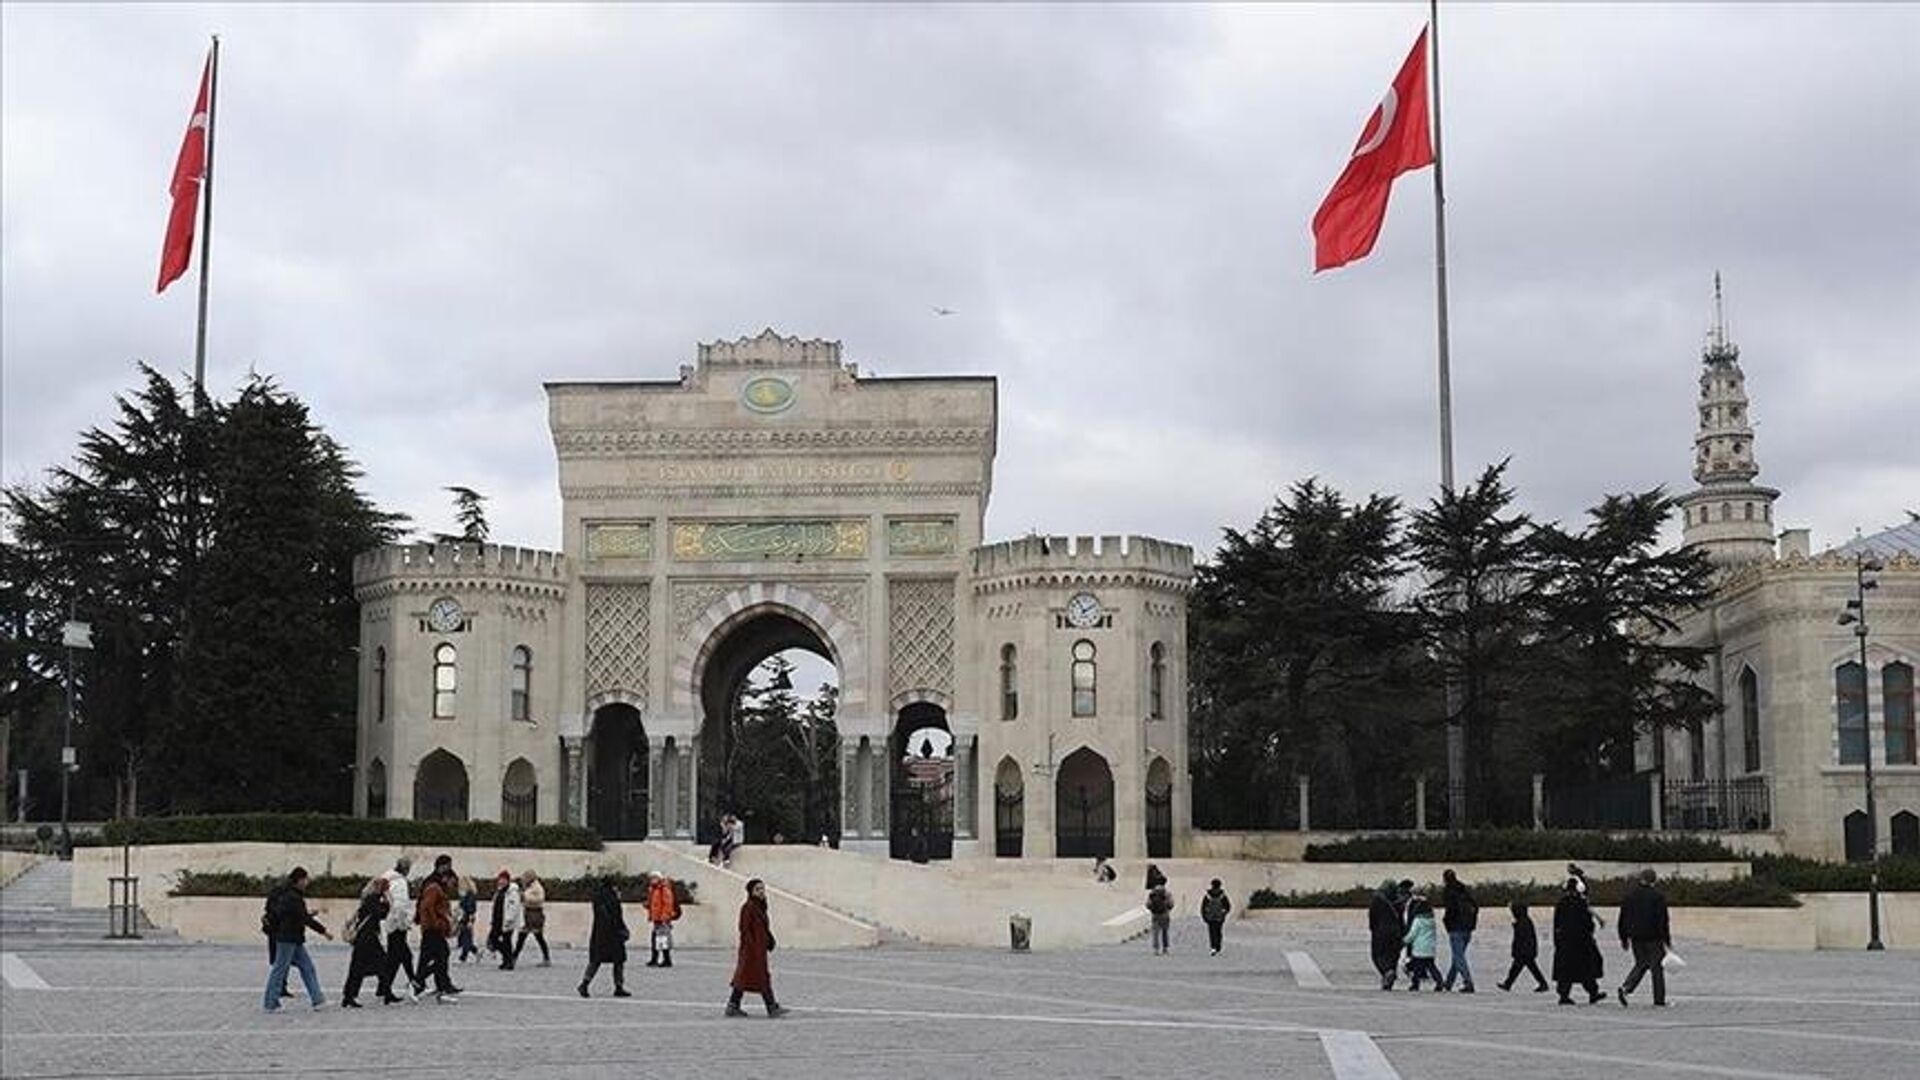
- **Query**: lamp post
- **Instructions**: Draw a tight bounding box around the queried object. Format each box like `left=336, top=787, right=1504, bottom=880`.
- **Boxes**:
left=1836, top=552, right=1886, bottom=951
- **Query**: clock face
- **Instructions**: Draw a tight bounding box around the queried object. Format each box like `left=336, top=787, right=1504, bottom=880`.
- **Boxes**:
left=1065, top=592, right=1104, bottom=628
left=426, top=597, right=464, bottom=633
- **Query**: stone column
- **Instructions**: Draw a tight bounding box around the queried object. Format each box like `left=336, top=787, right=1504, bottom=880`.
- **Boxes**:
left=1297, top=774, right=1311, bottom=832
left=953, top=737, right=975, bottom=839
left=870, top=744, right=889, bottom=836
left=842, top=745, right=862, bottom=839
left=1415, top=774, right=1428, bottom=832
left=1531, top=774, right=1545, bottom=831
left=647, top=735, right=666, bottom=836
left=675, top=747, right=694, bottom=838
left=1649, top=771, right=1665, bottom=831
left=561, top=736, right=586, bottom=827
left=686, top=734, right=700, bottom=839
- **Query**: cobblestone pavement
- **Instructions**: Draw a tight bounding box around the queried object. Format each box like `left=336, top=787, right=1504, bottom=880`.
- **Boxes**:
left=2, top=918, right=1915, bottom=1079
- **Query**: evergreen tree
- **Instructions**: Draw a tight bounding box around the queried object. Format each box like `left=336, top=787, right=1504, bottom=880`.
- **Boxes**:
left=437, top=486, right=489, bottom=544
left=727, top=655, right=840, bottom=842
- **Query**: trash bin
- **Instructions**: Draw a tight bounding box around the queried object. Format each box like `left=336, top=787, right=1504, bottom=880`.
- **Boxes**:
left=1009, top=914, right=1031, bottom=953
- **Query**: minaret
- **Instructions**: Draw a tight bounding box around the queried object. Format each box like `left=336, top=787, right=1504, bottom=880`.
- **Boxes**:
left=1679, top=274, right=1779, bottom=565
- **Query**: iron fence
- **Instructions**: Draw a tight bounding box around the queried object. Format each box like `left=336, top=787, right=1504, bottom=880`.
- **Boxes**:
left=1662, top=777, right=1772, bottom=832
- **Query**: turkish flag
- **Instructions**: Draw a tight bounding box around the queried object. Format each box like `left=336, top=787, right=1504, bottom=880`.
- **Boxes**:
left=157, top=52, right=212, bottom=293
left=1312, top=29, right=1433, bottom=272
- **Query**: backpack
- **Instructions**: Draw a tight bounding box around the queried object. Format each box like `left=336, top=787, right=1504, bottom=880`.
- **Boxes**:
left=1201, top=891, right=1228, bottom=922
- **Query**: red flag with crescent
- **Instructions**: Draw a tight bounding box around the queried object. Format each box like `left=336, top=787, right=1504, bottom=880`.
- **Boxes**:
left=1312, top=28, right=1433, bottom=272
left=157, top=51, right=212, bottom=293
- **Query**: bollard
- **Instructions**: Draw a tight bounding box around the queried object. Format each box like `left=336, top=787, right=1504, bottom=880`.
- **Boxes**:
left=1009, top=914, right=1031, bottom=952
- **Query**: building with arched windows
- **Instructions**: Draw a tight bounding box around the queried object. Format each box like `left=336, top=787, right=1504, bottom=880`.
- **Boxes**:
left=1661, top=288, right=1920, bottom=861
left=352, top=331, right=1193, bottom=859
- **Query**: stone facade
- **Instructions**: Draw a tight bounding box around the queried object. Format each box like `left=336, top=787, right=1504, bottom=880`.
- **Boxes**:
left=353, top=330, right=1194, bottom=859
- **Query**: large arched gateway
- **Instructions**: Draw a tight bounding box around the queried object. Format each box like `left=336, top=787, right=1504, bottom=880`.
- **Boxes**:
left=353, top=331, right=1193, bottom=857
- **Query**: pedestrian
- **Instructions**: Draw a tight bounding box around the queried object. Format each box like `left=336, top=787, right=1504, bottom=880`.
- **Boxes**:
left=1200, top=878, right=1232, bottom=956
left=376, top=856, right=422, bottom=1003
left=726, top=878, right=786, bottom=1017
left=341, top=877, right=391, bottom=1008
left=1367, top=878, right=1407, bottom=990
left=1551, top=877, right=1608, bottom=1005
left=1496, top=901, right=1549, bottom=993
left=415, top=867, right=461, bottom=1002
left=490, top=868, right=524, bottom=970
left=1402, top=891, right=1443, bottom=991
left=262, top=867, right=332, bottom=1012
left=1616, top=868, right=1672, bottom=1007
left=647, top=873, right=682, bottom=968
left=1093, top=857, right=1117, bottom=884
left=579, top=876, right=631, bottom=998
left=1440, top=868, right=1478, bottom=993
left=261, top=878, right=291, bottom=1000
left=1146, top=882, right=1174, bottom=955
left=516, top=871, right=551, bottom=967
left=1144, top=863, right=1167, bottom=892
left=455, top=876, right=480, bottom=963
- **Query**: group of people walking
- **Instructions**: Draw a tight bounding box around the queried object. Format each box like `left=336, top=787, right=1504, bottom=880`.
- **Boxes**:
left=1138, top=863, right=1234, bottom=957
left=1368, top=867, right=1675, bottom=1006
left=258, top=854, right=692, bottom=1013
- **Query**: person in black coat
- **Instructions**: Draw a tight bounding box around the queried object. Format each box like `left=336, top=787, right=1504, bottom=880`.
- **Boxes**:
left=1496, top=901, right=1549, bottom=992
left=1439, top=869, right=1478, bottom=992
left=1615, top=868, right=1673, bottom=1007
left=1144, top=863, right=1167, bottom=892
left=579, top=876, right=631, bottom=999
left=1367, top=879, right=1407, bottom=990
left=262, top=867, right=332, bottom=1012
left=1551, top=878, right=1608, bottom=1005
left=341, top=877, right=392, bottom=1007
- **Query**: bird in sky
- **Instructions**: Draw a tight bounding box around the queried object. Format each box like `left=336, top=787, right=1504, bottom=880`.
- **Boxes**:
left=931, top=306, right=956, bottom=317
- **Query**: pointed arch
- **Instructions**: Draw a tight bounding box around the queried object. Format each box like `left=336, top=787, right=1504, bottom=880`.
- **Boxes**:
left=502, top=757, right=537, bottom=827
left=994, top=756, right=1024, bottom=858
left=414, top=749, right=469, bottom=821
left=1145, top=756, right=1173, bottom=858
left=1055, top=747, right=1114, bottom=859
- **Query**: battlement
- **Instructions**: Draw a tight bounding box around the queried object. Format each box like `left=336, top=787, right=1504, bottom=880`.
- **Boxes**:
left=352, top=542, right=568, bottom=587
left=971, top=534, right=1194, bottom=579
left=698, top=328, right=844, bottom=370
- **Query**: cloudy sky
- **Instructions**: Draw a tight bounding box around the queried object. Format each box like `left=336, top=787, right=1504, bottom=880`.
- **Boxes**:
left=4, top=3, right=1916, bottom=558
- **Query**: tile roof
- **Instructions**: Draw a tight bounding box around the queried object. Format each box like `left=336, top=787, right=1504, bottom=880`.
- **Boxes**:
left=1828, top=517, right=1920, bottom=558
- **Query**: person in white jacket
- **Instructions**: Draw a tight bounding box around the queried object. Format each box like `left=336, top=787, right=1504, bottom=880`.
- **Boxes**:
left=489, top=869, right=525, bottom=970
left=376, top=856, right=422, bottom=1003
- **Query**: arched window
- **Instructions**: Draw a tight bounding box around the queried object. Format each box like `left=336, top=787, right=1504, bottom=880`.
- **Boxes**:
left=1743, top=502, right=1754, bottom=520
left=1892, top=811, right=1919, bottom=857
left=1739, top=666, right=1761, bottom=774
left=999, top=644, right=1018, bottom=722
left=511, top=645, right=533, bottom=723
left=1687, top=721, right=1706, bottom=782
left=502, top=758, right=537, bottom=827
left=1843, top=810, right=1872, bottom=863
left=1148, top=642, right=1166, bottom=721
left=1884, top=661, right=1916, bottom=766
left=1071, top=640, right=1097, bottom=717
left=373, top=647, right=387, bottom=724
left=1836, top=662, right=1867, bottom=765
left=366, top=758, right=387, bottom=819
left=433, top=643, right=458, bottom=719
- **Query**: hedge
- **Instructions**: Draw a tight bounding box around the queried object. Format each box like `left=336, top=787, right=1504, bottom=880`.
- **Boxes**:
left=1751, top=854, right=1920, bottom=893
left=1301, top=830, right=1742, bottom=864
left=1248, top=874, right=1800, bottom=910
left=101, top=814, right=602, bottom=851
left=171, top=869, right=697, bottom=906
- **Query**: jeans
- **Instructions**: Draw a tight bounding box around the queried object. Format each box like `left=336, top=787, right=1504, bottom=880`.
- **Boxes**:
left=264, top=941, right=322, bottom=1010
left=1620, top=939, right=1668, bottom=1003
left=1444, top=929, right=1475, bottom=989
left=1150, top=920, right=1170, bottom=953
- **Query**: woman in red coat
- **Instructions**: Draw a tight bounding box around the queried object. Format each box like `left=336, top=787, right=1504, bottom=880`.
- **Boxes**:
left=726, top=879, right=786, bottom=1017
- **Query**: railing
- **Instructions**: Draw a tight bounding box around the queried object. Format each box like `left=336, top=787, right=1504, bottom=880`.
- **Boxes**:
left=1663, top=777, right=1772, bottom=832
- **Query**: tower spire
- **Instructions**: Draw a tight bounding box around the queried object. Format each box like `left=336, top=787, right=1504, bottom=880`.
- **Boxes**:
left=1681, top=273, right=1777, bottom=566
left=1706, top=271, right=1737, bottom=361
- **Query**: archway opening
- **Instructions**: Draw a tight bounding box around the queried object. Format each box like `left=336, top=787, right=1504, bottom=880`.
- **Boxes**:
left=366, top=758, right=388, bottom=820
left=502, top=758, right=538, bottom=828
left=1145, top=756, right=1173, bottom=858
left=994, top=756, right=1024, bottom=858
left=697, top=608, right=841, bottom=846
left=414, top=749, right=469, bottom=822
left=891, top=701, right=953, bottom=860
left=589, top=703, right=648, bottom=840
left=1055, top=747, right=1114, bottom=859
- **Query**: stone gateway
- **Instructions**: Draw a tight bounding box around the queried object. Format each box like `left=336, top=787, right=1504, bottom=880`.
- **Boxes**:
left=353, top=331, right=1194, bottom=859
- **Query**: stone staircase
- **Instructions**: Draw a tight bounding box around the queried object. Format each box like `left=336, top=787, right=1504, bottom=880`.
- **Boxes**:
left=0, top=859, right=178, bottom=948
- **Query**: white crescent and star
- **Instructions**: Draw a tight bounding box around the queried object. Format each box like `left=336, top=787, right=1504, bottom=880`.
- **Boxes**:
left=1353, top=86, right=1398, bottom=158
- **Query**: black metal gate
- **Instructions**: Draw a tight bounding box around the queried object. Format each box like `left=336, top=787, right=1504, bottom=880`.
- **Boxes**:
left=1055, top=781, right=1113, bottom=859
left=995, top=787, right=1024, bottom=857
left=1145, top=783, right=1172, bottom=859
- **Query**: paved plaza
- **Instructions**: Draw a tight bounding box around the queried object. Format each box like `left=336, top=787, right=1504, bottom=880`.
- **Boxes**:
left=2, top=917, right=1915, bottom=1080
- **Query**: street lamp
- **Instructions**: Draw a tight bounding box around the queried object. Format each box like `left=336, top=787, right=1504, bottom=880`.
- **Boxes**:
left=1835, top=552, right=1886, bottom=951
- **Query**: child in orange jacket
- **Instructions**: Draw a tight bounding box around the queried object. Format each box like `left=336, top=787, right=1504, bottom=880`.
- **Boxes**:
left=646, top=875, right=682, bottom=968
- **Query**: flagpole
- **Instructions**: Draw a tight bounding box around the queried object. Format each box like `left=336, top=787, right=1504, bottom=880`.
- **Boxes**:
left=1428, top=0, right=1469, bottom=828
left=192, top=35, right=219, bottom=408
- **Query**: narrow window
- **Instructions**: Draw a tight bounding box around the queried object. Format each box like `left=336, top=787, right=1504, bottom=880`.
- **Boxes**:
left=1843, top=810, right=1872, bottom=863
left=1744, top=502, right=1754, bottom=520
left=1688, top=721, right=1706, bottom=782
left=999, top=644, right=1018, bottom=722
left=1740, top=667, right=1761, bottom=774
left=1148, top=642, right=1165, bottom=720
left=1836, top=662, right=1867, bottom=765
left=433, top=643, right=458, bottom=719
left=374, top=647, right=387, bottom=724
left=511, top=645, right=532, bottom=723
left=1071, top=640, right=1097, bottom=717
left=1884, top=661, right=1915, bottom=766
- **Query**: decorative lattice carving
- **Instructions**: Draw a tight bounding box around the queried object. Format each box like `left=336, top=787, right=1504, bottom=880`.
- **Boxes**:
left=888, top=578, right=955, bottom=698
left=585, top=583, right=650, bottom=701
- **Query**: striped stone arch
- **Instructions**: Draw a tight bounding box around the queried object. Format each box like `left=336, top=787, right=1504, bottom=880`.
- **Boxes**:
left=889, top=687, right=953, bottom=713
left=584, top=687, right=646, bottom=714
left=674, top=582, right=868, bottom=713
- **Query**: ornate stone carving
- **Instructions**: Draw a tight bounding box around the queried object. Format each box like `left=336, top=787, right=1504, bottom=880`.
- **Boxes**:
left=585, top=583, right=650, bottom=702
left=586, top=523, right=653, bottom=560
left=672, top=579, right=866, bottom=640
left=888, top=578, right=955, bottom=698
left=888, top=518, right=957, bottom=557
left=672, top=520, right=868, bottom=561
left=672, top=583, right=737, bottom=640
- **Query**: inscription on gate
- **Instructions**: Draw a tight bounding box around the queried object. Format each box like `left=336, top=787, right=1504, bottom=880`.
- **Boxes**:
left=671, top=520, right=869, bottom=561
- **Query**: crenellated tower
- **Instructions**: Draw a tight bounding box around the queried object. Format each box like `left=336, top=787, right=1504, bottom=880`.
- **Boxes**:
left=1679, top=274, right=1779, bottom=566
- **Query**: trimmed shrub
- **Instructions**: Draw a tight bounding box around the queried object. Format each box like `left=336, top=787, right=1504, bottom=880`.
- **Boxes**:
left=1301, top=830, right=1742, bottom=864
left=171, top=869, right=697, bottom=906
left=1751, top=854, right=1920, bottom=893
left=101, top=814, right=601, bottom=851
left=1247, top=874, right=1799, bottom=910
